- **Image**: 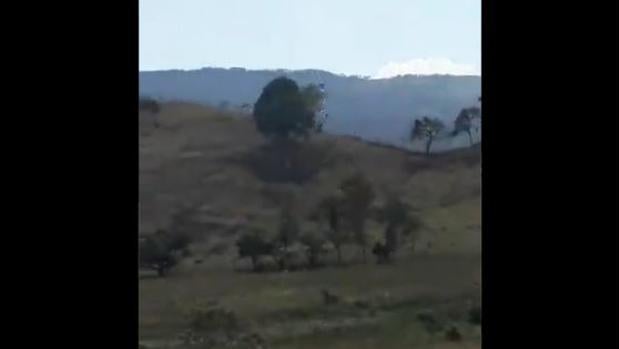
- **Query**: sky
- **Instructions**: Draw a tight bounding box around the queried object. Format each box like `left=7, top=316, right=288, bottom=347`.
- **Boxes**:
left=139, top=0, right=480, bottom=78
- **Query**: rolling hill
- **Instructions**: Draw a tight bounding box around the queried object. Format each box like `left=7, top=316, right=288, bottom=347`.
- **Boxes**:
left=139, top=102, right=481, bottom=349
left=139, top=68, right=481, bottom=150
left=139, top=102, right=480, bottom=255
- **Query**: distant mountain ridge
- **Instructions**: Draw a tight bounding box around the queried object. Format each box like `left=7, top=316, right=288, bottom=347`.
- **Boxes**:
left=139, top=67, right=481, bottom=151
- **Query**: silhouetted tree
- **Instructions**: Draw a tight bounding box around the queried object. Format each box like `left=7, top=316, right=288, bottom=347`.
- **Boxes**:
left=451, top=107, right=481, bottom=146
left=411, top=116, right=445, bottom=156
left=372, top=241, right=391, bottom=264
left=374, top=196, right=422, bottom=262
left=139, top=230, right=190, bottom=277
left=340, top=173, right=376, bottom=263
left=139, top=97, right=160, bottom=114
left=299, top=231, right=327, bottom=268
left=236, top=231, right=274, bottom=272
left=253, top=77, right=317, bottom=141
left=311, top=195, right=349, bottom=264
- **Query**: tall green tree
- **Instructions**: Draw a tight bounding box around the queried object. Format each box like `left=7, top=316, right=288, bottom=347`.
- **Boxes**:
left=253, top=77, right=317, bottom=141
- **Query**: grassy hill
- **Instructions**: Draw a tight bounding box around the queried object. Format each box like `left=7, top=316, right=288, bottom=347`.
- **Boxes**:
left=139, top=102, right=481, bottom=349
left=139, top=68, right=481, bottom=148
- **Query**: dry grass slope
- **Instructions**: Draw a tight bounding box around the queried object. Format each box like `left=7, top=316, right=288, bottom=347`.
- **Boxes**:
left=139, top=102, right=481, bottom=349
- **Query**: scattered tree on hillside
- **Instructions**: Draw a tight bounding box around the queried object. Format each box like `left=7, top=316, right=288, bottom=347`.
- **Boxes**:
left=253, top=77, right=318, bottom=142
left=451, top=107, right=481, bottom=146
left=299, top=231, right=328, bottom=268
left=411, top=117, right=446, bottom=156
left=139, top=96, right=161, bottom=114
left=339, top=173, right=376, bottom=263
left=139, top=229, right=190, bottom=277
left=311, top=194, right=349, bottom=264
left=273, top=206, right=300, bottom=270
left=236, top=230, right=274, bottom=272
left=374, top=196, right=422, bottom=263
left=277, top=206, right=300, bottom=250
left=300, top=83, right=327, bottom=132
left=139, top=96, right=161, bottom=128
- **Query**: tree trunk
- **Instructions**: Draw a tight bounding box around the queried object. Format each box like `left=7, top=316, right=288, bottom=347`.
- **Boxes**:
left=251, top=255, right=258, bottom=272
left=425, top=137, right=433, bottom=156
left=278, top=258, right=285, bottom=271
left=466, top=129, right=473, bottom=146
left=308, top=252, right=317, bottom=269
left=335, top=245, right=342, bottom=265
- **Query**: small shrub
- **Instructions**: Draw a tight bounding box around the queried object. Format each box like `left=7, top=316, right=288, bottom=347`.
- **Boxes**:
left=139, top=97, right=160, bottom=114
left=300, top=232, right=328, bottom=268
left=445, top=326, right=462, bottom=341
left=138, top=230, right=192, bottom=277
left=417, top=311, right=443, bottom=334
left=236, top=231, right=274, bottom=272
left=352, top=299, right=371, bottom=309
left=239, top=332, right=267, bottom=349
left=321, top=289, right=340, bottom=306
left=188, top=305, right=244, bottom=337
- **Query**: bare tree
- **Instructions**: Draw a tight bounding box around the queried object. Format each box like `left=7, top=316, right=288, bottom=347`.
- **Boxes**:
left=451, top=107, right=481, bottom=146
left=411, top=116, right=446, bottom=156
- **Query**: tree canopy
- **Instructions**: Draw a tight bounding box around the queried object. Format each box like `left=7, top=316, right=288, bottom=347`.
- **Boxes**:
left=253, top=77, right=317, bottom=140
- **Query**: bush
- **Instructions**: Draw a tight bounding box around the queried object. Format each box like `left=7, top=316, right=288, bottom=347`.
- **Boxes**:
left=183, top=305, right=251, bottom=348
left=417, top=311, right=443, bottom=334
left=321, top=289, right=340, bottom=306
left=236, top=231, right=274, bottom=272
left=188, top=306, right=242, bottom=335
left=139, top=97, right=160, bottom=114
left=299, top=232, right=328, bottom=268
left=445, top=326, right=462, bottom=341
left=138, top=230, right=191, bottom=277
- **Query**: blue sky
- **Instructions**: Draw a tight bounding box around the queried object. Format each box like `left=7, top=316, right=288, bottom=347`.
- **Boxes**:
left=139, top=0, right=480, bottom=77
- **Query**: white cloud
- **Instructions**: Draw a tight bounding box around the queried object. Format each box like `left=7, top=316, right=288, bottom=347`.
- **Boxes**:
left=373, top=58, right=480, bottom=79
